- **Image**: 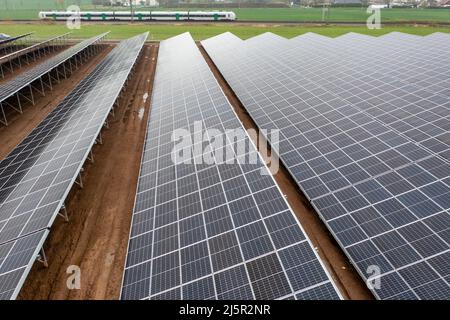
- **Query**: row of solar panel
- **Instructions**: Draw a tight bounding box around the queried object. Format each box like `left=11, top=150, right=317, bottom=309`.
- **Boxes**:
left=0, top=32, right=109, bottom=104
left=201, top=32, right=450, bottom=300
left=120, top=33, right=342, bottom=301
left=0, top=33, right=148, bottom=300
left=0, top=33, right=70, bottom=67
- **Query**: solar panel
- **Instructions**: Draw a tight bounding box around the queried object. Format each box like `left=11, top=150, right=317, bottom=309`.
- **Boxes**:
left=121, top=32, right=342, bottom=300
left=282, top=32, right=450, bottom=160
left=0, top=33, right=71, bottom=78
left=0, top=229, right=48, bottom=300
left=245, top=32, right=288, bottom=46
left=0, top=33, right=33, bottom=48
left=0, top=32, right=109, bottom=105
left=202, top=32, right=450, bottom=300
left=0, top=33, right=148, bottom=300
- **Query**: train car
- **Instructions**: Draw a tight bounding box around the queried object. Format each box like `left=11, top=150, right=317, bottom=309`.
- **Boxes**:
left=188, top=11, right=236, bottom=21
left=115, top=11, right=149, bottom=21
left=149, top=11, right=190, bottom=21
left=39, top=11, right=237, bottom=21
left=80, top=12, right=116, bottom=21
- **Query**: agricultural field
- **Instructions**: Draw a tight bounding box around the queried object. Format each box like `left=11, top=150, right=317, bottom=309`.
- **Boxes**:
left=1, top=23, right=449, bottom=41
left=0, top=0, right=449, bottom=23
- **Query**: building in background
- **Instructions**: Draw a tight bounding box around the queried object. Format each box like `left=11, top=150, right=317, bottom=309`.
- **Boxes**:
left=332, top=0, right=363, bottom=5
left=95, top=0, right=159, bottom=6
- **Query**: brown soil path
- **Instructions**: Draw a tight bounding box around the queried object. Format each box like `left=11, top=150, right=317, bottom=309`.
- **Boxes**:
left=18, top=44, right=158, bottom=300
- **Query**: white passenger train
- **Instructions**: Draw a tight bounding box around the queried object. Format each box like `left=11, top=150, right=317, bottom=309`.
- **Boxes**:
left=39, top=11, right=237, bottom=21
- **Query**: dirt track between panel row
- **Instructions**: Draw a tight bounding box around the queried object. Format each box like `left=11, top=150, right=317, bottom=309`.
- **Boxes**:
left=199, top=44, right=374, bottom=300
left=16, top=44, right=158, bottom=300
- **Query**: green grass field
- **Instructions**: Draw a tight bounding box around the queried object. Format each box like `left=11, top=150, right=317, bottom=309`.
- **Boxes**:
left=0, top=0, right=448, bottom=23
left=1, top=23, right=449, bottom=41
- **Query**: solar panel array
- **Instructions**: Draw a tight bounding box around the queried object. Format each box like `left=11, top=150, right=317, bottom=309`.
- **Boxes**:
left=0, top=230, right=48, bottom=300
left=121, top=33, right=342, bottom=300
left=0, top=32, right=109, bottom=104
left=202, top=32, right=450, bottom=300
left=0, top=33, right=148, bottom=300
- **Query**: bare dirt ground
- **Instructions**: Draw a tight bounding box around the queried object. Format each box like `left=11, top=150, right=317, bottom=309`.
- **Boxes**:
left=0, top=45, right=113, bottom=160
left=0, top=46, right=69, bottom=83
left=18, top=44, right=158, bottom=300
left=200, top=44, right=374, bottom=300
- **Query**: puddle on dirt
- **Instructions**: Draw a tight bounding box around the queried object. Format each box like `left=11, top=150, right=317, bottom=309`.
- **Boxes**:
left=138, top=107, right=145, bottom=120
left=143, top=93, right=149, bottom=103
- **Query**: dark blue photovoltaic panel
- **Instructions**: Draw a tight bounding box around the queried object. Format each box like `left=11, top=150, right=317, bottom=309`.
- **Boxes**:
left=121, top=33, right=341, bottom=301
left=0, top=33, right=33, bottom=47
left=202, top=32, right=450, bottom=300
left=0, top=229, right=48, bottom=300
